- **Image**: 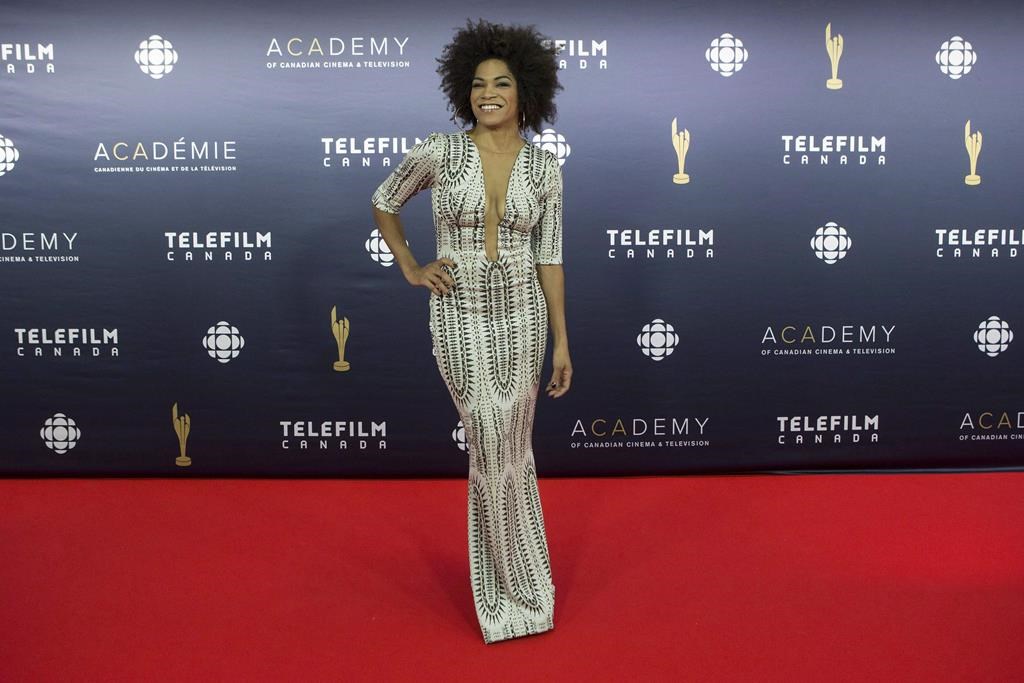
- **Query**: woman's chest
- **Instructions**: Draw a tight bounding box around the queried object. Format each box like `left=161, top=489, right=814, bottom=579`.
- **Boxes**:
left=435, top=157, right=543, bottom=231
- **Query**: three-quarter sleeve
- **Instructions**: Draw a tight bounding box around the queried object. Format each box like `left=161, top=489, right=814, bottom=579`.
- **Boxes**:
left=371, top=132, right=443, bottom=214
left=531, top=151, right=564, bottom=265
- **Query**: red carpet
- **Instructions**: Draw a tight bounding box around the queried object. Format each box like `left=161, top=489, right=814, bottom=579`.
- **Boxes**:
left=1, top=473, right=1022, bottom=681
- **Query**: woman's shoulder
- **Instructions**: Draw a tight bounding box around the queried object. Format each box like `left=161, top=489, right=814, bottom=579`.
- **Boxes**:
left=535, top=145, right=558, bottom=166
left=425, top=131, right=462, bottom=144
left=427, top=131, right=473, bottom=165
left=522, top=136, right=558, bottom=166
left=416, top=131, right=448, bottom=146
left=532, top=144, right=561, bottom=179
left=406, top=132, right=451, bottom=164
left=417, top=131, right=462, bottom=156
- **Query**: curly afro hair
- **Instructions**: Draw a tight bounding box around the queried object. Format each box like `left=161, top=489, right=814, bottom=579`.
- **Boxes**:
left=436, top=18, right=563, bottom=135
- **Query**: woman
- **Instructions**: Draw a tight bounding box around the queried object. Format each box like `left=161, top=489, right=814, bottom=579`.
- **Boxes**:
left=370, top=18, right=571, bottom=643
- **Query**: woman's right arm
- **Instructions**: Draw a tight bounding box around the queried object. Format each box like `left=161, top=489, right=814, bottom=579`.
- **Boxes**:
left=370, top=133, right=454, bottom=294
left=372, top=207, right=433, bottom=286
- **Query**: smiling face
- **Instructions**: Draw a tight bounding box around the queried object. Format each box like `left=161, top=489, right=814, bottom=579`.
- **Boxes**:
left=470, top=58, right=520, bottom=129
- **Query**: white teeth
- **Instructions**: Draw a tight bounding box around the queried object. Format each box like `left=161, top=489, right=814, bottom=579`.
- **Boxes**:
left=481, top=104, right=501, bottom=110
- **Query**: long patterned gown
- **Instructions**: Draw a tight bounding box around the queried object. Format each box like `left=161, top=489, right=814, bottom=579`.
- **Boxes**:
left=371, top=130, right=562, bottom=643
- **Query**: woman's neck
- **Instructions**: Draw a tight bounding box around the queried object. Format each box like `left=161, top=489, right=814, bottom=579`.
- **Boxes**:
left=468, top=125, right=524, bottom=153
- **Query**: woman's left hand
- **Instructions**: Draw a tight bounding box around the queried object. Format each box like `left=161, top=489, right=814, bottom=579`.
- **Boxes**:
left=546, top=345, right=572, bottom=398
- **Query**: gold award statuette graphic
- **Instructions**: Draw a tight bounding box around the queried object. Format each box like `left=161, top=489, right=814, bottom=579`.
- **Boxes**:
left=331, top=305, right=351, bottom=372
left=825, top=22, right=844, bottom=90
left=172, top=402, right=191, bottom=467
left=671, top=117, right=690, bottom=184
left=964, top=119, right=982, bottom=186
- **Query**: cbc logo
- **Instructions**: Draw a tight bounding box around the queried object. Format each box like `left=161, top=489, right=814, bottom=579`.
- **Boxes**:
left=936, top=36, right=977, bottom=80
left=40, top=413, right=81, bottom=454
left=202, top=321, right=245, bottom=363
left=531, top=128, right=571, bottom=166
left=636, top=318, right=680, bottom=362
left=365, top=228, right=400, bottom=267
left=452, top=420, right=469, bottom=451
left=134, top=34, right=179, bottom=79
left=811, top=222, right=852, bottom=264
left=0, top=134, right=19, bottom=177
left=974, top=316, right=1013, bottom=357
left=705, top=33, right=749, bottom=77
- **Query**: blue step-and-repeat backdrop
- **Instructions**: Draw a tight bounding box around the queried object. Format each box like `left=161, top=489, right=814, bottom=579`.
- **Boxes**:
left=2, top=0, right=1021, bottom=475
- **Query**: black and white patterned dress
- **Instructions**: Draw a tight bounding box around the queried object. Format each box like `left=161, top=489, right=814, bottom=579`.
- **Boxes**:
left=372, top=130, right=562, bottom=643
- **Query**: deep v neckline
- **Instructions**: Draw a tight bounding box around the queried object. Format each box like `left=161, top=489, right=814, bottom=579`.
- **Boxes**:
left=463, top=130, right=528, bottom=262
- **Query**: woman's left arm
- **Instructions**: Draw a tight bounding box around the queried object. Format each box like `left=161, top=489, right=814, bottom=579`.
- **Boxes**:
left=537, top=264, right=571, bottom=398
left=533, top=152, right=571, bottom=398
